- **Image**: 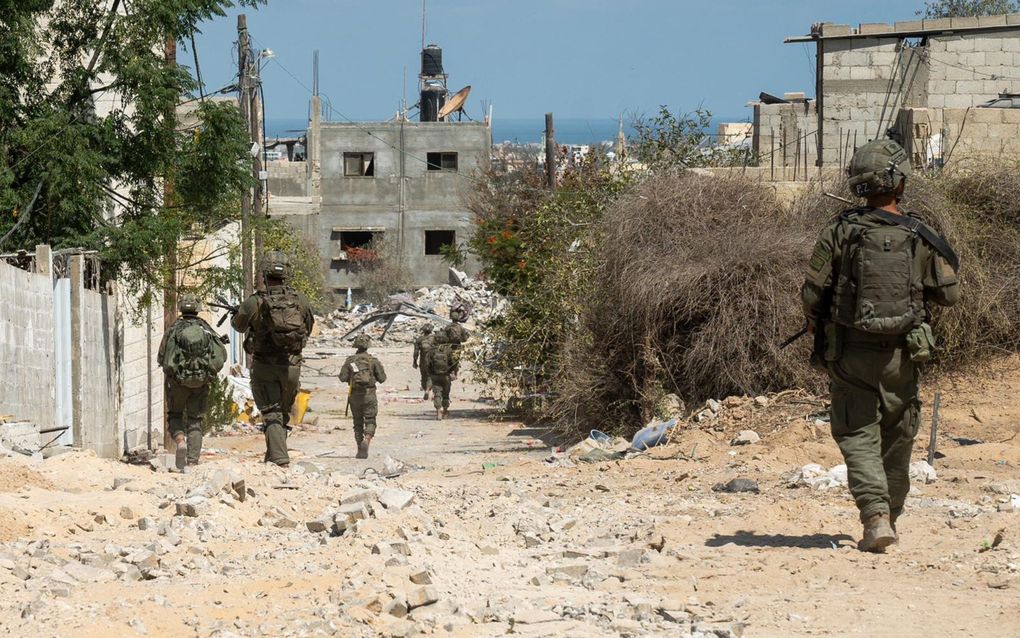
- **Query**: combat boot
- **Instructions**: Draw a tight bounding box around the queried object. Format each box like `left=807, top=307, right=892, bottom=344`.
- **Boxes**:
left=859, top=514, right=896, bottom=553
left=436, top=408, right=443, bottom=421
left=442, top=408, right=449, bottom=419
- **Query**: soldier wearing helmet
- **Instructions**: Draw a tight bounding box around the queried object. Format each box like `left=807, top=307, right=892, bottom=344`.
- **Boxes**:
left=801, top=138, right=960, bottom=552
left=231, top=251, right=315, bottom=467
left=338, top=334, right=387, bottom=458
left=412, top=323, right=436, bottom=400
left=158, top=293, right=226, bottom=471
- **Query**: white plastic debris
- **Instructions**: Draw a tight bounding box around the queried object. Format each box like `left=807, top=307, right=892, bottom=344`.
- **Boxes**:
left=788, top=463, right=848, bottom=490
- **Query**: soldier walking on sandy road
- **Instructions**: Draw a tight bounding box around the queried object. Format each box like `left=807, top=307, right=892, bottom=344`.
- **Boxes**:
left=339, top=334, right=387, bottom=458
left=801, top=138, right=960, bottom=552
left=231, top=252, right=314, bottom=468
left=159, top=293, right=227, bottom=471
left=412, top=323, right=436, bottom=400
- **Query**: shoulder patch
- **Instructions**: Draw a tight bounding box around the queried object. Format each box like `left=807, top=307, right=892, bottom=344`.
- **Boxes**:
left=809, top=243, right=831, bottom=273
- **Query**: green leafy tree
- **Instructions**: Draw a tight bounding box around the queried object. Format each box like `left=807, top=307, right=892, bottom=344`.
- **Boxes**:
left=467, top=159, right=630, bottom=405
left=630, top=106, right=751, bottom=173
left=920, top=0, right=1020, bottom=17
left=0, top=0, right=262, bottom=307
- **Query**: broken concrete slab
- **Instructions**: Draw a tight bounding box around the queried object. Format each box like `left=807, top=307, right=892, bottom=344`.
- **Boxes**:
left=379, top=488, right=415, bottom=511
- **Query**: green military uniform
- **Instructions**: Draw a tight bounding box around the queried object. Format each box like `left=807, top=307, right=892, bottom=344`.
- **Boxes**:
left=412, top=325, right=436, bottom=398
left=339, top=335, right=387, bottom=458
left=802, top=139, right=960, bottom=551
left=158, top=295, right=226, bottom=468
left=427, top=333, right=462, bottom=419
left=231, top=253, right=314, bottom=467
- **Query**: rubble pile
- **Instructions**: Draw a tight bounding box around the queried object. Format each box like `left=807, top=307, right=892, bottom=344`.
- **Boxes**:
left=680, top=389, right=827, bottom=444
left=315, top=277, right=507, bottom=346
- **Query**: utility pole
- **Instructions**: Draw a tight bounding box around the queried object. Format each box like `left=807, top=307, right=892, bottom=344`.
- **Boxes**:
left=237, top=15, right=254, bottom=301
left=544, top=112, right=557, bottom=190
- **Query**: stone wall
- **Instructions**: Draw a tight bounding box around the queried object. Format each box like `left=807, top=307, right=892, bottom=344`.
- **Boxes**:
left=78, top=288, right=119, bottom=458
left=753, top=101, right=818, bottom=176
left=899, top=107, right=1020, bottom=165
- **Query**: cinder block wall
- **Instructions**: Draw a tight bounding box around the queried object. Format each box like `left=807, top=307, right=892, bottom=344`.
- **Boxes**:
left=902, top=107, right=1020, bottom=163
left=753, top=102, right=818, bottom=172
left=0, top=260, right=56, bottom=428
left=818, top=22, right=1020, bottom=166
left=119, top=294, right=164, bottom=454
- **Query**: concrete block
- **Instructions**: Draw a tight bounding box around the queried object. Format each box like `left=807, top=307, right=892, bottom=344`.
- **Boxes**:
left=985, top=51, right=1013, bottom=66
left=1013, top=52, right=1020, bottom=66
left=823, top=65, right=852, bottom=81
left=869, top=51, right=897, bottom=66
left=960, top=51, right=988, bottom=67
left=956, top=79, right=985, bottom=95
left=944, top=37, right=975, bottom=53
left=977, top=15, right=1008, bottom=28
left=944, top=94, right=976, bottom=108
left=895, top=20, right=924, bottom=32
left=850, top=66, right=878, bottom=80
left=946, top=65, right=976, bottom=81
left=1002, top=37, right=1020, bottom=52
left=929, top=80, right=958, bottom=95
left=1008, top=13, right=1020, bottom=26
left=859, top=23, right=893, bottom=35
left=821, top=23, right=852, bottom=37
left=951, top=17, right=980, bottom=29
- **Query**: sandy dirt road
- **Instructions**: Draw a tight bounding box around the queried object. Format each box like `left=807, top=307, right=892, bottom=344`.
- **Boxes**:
left=0, top=344, right=1018, bottom=637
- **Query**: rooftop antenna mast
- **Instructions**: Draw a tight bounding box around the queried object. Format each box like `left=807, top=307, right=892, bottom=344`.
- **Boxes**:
left=421, top=0, right=427, bottom=50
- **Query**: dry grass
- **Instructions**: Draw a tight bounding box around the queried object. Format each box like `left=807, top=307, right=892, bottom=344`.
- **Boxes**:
left=548, top=163, right=1020, bottom=433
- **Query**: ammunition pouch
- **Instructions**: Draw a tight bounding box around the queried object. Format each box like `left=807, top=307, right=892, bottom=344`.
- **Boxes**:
left=906, top=322, right=935, bottom=363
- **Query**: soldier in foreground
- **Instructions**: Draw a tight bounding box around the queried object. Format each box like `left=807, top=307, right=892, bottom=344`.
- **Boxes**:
left=412, top=323, right=435, bottom=400
left=801, top=139, right=960, bottom=552
left=158, top=293, right=227, bottom=471
left=339, top=334, right=387, bottom=458
left=231, top=252, right=314, bottom=467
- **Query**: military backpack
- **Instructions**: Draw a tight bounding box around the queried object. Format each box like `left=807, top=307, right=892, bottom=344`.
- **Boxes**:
left=429, top=344, right=458, bottom=376
left=163, top=319, right=226, bottom=388
left=832, top=211, right=924, bottom=335
left=259, top=287, right=308, bottom=353
left=348, top=354, right=376, bottom=389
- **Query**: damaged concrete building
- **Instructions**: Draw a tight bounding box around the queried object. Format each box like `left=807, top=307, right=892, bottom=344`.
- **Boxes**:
left=754, top=13, right=1020, bottom=172
left=270, top=45, right=489, bottom=297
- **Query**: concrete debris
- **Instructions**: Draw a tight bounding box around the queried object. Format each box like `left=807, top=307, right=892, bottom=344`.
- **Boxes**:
left=378, top=488, right=415, bottom=511
left=730, top=430, right=760, bottom=446
left=909, top=460, right=938, bottom=485
left=175, top=495, right=209, bottom=518
left=403, top=585, right=439, bottom=610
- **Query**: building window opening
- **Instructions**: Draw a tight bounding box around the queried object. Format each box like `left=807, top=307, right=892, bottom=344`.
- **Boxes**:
left=426, top=152, right=458, bottom=172
left=343, top=152, right=375, bottom=177
left=339, top=231, right=378, bottom=249
left=425, top=230, right=456, bottom=255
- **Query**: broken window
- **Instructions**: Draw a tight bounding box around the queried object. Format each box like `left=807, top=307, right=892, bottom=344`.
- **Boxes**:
left=343, top=152, right=375, bottom=177
left=426, top=152, right=458, bottom=172
left=424, top=230, right=456, bottom=255
left=338, top=231, right=378, bottom=249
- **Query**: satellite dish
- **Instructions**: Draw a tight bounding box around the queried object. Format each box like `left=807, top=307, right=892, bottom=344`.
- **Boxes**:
left=438, top=85, right=471, bottom=120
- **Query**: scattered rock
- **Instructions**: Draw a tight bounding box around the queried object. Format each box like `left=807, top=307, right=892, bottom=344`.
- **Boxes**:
left=120, top=506, right=135, bottom=520
left=112, top=478, right=134, bottom=490
left=404, top=585, right=439, bottom=610
left=175, top=495, right=208, bottom=518
left=711, top=478, right=760, bottom=494
left=372, top=541, right=411, bottom=556
left=730, top=430, right=760, bottom=446
left=379, top=488, right=415, bottom=511
left=340, top=488, right=380, bottom=506
left=909, top=460, right=938, bottom=485
left=409, top=570, right=432, bottom=585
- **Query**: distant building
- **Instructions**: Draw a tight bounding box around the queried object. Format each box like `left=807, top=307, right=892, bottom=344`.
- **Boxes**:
left=757, top=14, right=1020, bottom=171
left=271, top=96, right=489, bottom=295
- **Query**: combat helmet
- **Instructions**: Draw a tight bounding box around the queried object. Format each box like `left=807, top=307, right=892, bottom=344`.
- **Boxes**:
left=178, top=292, right=201, bottom=315
left=262, top=250, right=291, bottom=280
left=421, top=323, right=434, bottom=334
left=847, top=139, right=911, bottom=197
left=352, top=334, right=372, bottom=351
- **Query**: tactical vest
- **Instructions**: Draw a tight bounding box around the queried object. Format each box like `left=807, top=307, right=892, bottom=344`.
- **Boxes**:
left=248, top=285, right=308, bottom=356
left=831, top=212, right=925, bottom=335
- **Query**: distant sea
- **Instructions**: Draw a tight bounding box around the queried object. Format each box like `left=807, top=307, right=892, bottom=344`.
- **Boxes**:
left=267, top=115, right=747, bottom=146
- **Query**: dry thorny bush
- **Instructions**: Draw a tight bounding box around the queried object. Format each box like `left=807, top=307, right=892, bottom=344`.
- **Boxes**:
left=545, top=161, right=1020, bottom=434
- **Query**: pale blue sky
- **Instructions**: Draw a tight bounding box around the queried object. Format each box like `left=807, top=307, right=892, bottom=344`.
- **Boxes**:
left=189, top=0, right=927, bottom=123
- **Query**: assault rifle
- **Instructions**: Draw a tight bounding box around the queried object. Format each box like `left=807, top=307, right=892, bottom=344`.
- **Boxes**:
left=780, top=325, right=809, bottom=349
left=208, top=295, right=239, bottom=327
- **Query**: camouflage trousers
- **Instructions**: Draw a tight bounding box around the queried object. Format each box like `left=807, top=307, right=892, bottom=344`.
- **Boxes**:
left=252, top=360, right=301, bottom=466
left=166, top=380, right=209, bottom=465
left=350, top=387, right=379, bottom=443
left=829, top=331, right=920, bottom=523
